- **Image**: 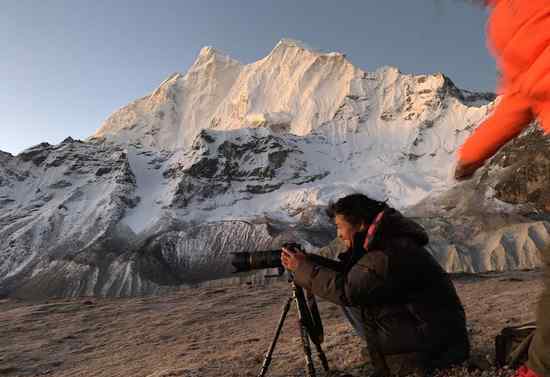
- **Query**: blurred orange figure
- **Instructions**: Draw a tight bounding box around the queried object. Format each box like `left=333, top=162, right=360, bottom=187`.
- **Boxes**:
left=455, top=0, right=550, bottom=178
left=455, top=2, right=550, bottom=377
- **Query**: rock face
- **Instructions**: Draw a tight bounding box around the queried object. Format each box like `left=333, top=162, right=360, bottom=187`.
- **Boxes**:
left=1, top=39, right=546, bottom=298
left=165, top=128, right=330, bottom=209
left=489, top=127, right=550, bottom=212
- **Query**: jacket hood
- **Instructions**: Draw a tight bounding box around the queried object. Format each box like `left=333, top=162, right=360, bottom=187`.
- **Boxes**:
left=374, top=208, right=429, bottom=248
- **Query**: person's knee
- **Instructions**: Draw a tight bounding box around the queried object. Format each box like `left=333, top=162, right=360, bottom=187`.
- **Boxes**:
left=341, top=306, right=368, bottom=340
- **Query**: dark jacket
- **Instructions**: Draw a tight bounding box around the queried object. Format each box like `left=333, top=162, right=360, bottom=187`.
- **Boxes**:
left=294, top=209, right=468, bottom=354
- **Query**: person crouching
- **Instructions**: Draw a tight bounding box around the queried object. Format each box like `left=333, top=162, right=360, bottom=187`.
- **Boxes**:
left=282, top=193, right=470, bottom=376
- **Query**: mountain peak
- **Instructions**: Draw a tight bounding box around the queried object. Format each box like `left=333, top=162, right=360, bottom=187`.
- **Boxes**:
left=375, top=65, right=402, bottom=79
left=191, top=46, right=241, bottom=68
left=270, top=38, right=346, bottom=58
left=198, top=46, right=222, bottom=58
left=275, top=38, right=317, bottom=51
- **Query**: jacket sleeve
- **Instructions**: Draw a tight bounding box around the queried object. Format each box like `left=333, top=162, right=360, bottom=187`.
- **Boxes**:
left=293, top=251, right=388, bottom=307
left=458, top=92, right=534, bottom=167
left=516, top=12, right=550, bottom=102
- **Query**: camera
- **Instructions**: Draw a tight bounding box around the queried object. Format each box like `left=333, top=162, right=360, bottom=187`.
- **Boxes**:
left=230, top=242, right=303, bottom=273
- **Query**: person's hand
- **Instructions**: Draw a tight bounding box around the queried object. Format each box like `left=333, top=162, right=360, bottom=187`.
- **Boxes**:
left=281, top=247, right=307, bottom=272
left=454, top=160, right=484, bottom=181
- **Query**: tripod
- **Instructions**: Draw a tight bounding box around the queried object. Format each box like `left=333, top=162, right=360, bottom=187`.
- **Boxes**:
left=258, top=274, right=330, bottom=377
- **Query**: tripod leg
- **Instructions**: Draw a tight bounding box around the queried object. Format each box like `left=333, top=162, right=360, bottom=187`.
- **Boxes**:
left=257, top=296, right=293, bottom=377
left=298, top=320, right=317, bottom=377
left=312, top=341, right=330, bottom=372
left=291, top=281, right=330, bottom=374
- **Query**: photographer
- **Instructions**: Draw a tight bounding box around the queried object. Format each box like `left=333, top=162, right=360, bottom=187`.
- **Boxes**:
left=281, top=193, right=470, bottom=375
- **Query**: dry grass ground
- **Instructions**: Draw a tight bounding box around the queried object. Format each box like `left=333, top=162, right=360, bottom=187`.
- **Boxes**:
left=0, top=270, right=542, bottom=377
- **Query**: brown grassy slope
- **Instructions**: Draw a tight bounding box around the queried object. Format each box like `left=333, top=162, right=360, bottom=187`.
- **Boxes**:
left=0, top=270, right=542, bottom=377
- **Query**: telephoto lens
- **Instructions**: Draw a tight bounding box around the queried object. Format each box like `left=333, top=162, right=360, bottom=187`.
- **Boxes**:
left=230, top=250, right=283, bottom=272
left=230, top=243, right=303, bottom=273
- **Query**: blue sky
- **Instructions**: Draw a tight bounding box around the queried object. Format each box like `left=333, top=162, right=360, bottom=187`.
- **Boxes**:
left=1, top=0, right=495, bottom=155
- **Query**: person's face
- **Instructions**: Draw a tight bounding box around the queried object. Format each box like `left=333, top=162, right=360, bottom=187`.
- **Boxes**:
left=334, top=214, right=363, bottom=248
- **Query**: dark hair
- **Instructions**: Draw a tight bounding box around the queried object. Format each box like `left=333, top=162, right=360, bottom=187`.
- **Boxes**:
left=326, top=193, right=388, bottom=225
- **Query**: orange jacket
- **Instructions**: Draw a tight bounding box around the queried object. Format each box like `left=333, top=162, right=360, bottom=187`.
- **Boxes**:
left=458, top=0, right=550, bottom=167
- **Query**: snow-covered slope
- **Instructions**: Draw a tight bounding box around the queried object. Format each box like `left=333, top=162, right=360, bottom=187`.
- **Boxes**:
left=2, top=39, right=546, bottom=298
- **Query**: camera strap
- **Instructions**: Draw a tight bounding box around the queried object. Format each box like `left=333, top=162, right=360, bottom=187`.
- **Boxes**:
left=362, top=210, right=386, bottom=251
left=360, top=209, right=390, bottom=376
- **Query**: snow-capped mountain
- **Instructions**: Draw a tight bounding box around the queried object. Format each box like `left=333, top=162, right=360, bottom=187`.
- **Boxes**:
left=1, top=39, right=547, bottom=298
